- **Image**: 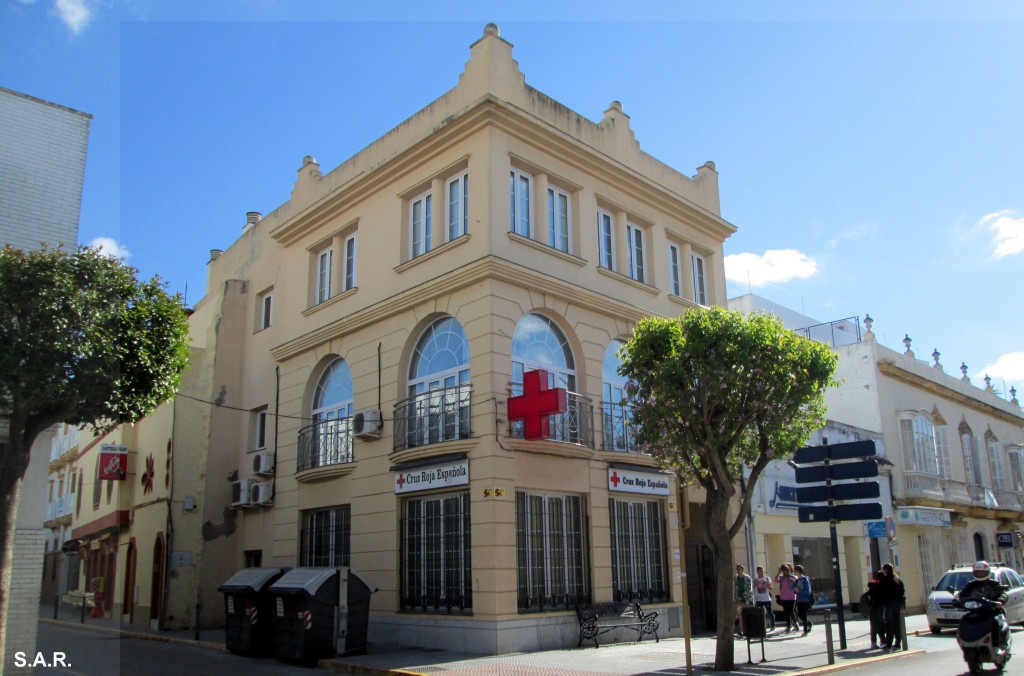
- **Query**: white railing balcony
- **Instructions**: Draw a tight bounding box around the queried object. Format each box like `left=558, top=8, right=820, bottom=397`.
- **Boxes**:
left=903, top=471, right=944, bottom=501
left=943, top=479, right=970, bottom=505
left=995, top=489, right=1024, bottom=512
left=44, top=501, right=57, bottom=522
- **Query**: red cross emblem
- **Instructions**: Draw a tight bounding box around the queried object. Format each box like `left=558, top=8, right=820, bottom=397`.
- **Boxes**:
left=610, top=471, right=621, bottom=488
left=507, top=369, right=567, bottom=440
left=396, top=473, right=406, bottom=490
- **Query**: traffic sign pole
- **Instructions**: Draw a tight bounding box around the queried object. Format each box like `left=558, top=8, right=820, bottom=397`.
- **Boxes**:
left=823, top=440, right=848, bottom=650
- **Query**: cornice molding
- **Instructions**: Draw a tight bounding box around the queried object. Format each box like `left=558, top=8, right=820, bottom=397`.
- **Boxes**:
left=877, top=361, right=1024, bottom=427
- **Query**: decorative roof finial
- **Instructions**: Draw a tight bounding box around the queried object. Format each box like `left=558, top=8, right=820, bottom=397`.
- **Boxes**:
left=984, top=374, right=993, bottom=392
left=863, top=314, right=874, bottom=342
left=960, top=362, right=969, bottom=381
left=903, top=334, right=913, bottom=356
left=932, top=348, right=941, bottom=368
left=1011, top=386, right=1019, bottom=406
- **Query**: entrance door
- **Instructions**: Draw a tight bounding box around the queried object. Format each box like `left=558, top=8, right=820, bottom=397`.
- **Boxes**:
left=685, top=543, right=717, bottom=633
left=150, top=534, right=164, bottom=622
left=123, top=540, right=137, bottom=624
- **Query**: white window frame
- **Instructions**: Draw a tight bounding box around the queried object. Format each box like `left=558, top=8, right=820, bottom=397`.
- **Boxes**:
left=447, top=172, right=468, bottom=241
left=988, top=438, right=1006, bottom=490
left=597, top=209, right=614, bottom=270
left=626, top=223, right=646, bottom=283
left=691, top=252, right=707, bottom=305
left=410, top=191, right=432, bottom=259
left=259, top=291, right=273, bottom=330
left=344, top=234, right=357, bottom=291
left=509, top=169, right=532, bottom=237
left=547, top=186, right=570, bottom=252
left=255, top=410, right=268, bottom=450
left=667, top=243, right=682, bottom=297
left=317, top=248, right=333, bottom=304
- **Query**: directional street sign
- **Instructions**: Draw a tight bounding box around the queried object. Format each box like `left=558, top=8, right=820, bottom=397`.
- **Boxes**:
left=794, top=459, right=879, bottom=484
left=795, top=481, right=881, bottom=504
left=793, top=439, right=877, bottom=464
left=798, top=502, right=883, bottom=523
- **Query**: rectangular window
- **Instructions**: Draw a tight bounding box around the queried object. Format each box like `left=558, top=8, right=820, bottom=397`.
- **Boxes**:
left=259, top=292, right=272, bottom=330
left=255, top=411, right=268, bottom=450
left=447, top=173, right=468, bottom=241
left=1009, top=449, right=1024, bottom=492
left=301, top=505, right=350, bottom=567
left=344, top=235, right=357, bottom=291
left=547, top=187, right=570, bottom=252
left=899, top=416, right=938, bottom=474
left=691, top=253, right=707, bottom=305
left=244, top=550, right=262, bottom=568
left=509, top=170, right=531, bottom=237
left=597, top=210, right=614, bottom=269
left=934, top=424, right=951, bottom=479
left=988, top=440, right=1006, bottom=490
left=626, top=224, right=645, bottom=283
left=609, top=498, right=669, bottom=603
left=516, top=491, right=587, bottom=611
left=667, top=244, right=682, bottom=297
left=411, top=192, right=432, bottom=258
left=317, top=249, right=333, bottom=304
left=402, top=491, right=472, bottom=612
left=963, top=433, right=984, bottom=486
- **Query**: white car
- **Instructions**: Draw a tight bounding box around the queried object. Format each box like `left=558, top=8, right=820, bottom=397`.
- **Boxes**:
left=926, top=563, right=1024, bottom=633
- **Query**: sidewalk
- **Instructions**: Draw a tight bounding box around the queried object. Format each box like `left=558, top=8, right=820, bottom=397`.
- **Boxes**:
left=39, top=603, right=928, bottom=675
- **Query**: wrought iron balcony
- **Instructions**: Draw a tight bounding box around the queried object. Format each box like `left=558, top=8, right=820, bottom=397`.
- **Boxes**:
left=297, top=418, right=354, bottom=472
left=601, top=401, right=640, bottom=453
left=509, top=390, right=594, bottom=448
left=967, top=483, right=999, bottom=509
left=393, top=384, right=472, bottom=452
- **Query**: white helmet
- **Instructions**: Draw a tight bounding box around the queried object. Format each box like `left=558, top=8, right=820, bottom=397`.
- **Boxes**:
left=972, top=561, right=991, bottom=581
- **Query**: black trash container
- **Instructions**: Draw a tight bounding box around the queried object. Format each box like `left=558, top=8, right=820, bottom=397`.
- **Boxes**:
left=742, top=605, right=767, bottom=639
left=219, top=567, right=288, bottom=656
left=270, top=568, right=340, bottom=665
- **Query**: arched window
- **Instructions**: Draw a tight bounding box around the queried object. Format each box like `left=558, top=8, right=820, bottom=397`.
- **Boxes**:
left=299, top=359, right=354, bottom=471
left=601, top=340, right=634, bottom=452
left=396, top=317, right=471, bottom=450
left=511, top=314, right=587, bottom=444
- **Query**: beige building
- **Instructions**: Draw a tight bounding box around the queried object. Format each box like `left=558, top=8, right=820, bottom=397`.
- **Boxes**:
left=178, top=24, right=737, bottom=653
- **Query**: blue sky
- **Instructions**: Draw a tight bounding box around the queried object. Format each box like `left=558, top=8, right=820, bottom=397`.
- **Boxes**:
left=3, top=2, right=1023, bottom=398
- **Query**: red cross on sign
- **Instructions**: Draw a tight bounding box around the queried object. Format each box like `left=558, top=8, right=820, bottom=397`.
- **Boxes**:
left=507, top=369, right=567, bottom=440
left=396, top=473, right=406, bottom=490
left=610, top=471, right=621, bottom=488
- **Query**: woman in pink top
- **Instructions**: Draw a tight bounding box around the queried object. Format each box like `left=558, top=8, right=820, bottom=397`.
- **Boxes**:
left=775, top=562, right=798, bottom=633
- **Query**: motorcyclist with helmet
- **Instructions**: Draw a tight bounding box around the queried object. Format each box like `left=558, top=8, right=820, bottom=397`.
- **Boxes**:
left=957, top=561, right=1010, bottom=650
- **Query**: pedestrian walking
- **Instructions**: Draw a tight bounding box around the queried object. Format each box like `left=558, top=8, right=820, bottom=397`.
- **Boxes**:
left=793, top=564, right=813, bottom=634
left=734, top=564, right=753, bottom=637
left=862, top=572, right=882, bottom=648
left=775, top=562, right=798, bottom=632
left=752, top=566, right=776, bottom=631
left=876, top=562, right=904, bottom=650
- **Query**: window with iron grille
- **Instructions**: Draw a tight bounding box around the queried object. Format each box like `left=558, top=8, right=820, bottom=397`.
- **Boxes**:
left=401, top=491, right=472, bottom=612
left=609, top=497, right=669, bottom=603
left=300, top=505, right=350, bottom=567
left=516, top=491, right=588, bottom=611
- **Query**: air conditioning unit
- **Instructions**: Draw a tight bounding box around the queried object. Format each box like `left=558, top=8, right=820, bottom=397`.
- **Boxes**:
left=252, top=481, right=274, bottom=506
left=252, top=451, right=274, bottom=476
left=231, top=479, right=254, bottom=507
left=353, top=408, right=381, bottom=439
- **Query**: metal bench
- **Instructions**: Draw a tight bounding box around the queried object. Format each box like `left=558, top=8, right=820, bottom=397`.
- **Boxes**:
left=575, top=602, right=660, bottom=647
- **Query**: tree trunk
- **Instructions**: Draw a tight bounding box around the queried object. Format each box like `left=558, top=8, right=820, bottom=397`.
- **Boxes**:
left=0, top=428, right=30, bottom=662
left=705, top=488, right=738, bottom=672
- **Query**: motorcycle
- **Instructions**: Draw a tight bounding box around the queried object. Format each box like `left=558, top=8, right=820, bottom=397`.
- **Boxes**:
left=953, top=595, right=1012, bottom=675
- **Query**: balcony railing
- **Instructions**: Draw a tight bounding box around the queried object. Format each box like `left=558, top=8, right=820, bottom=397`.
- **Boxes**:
left=903, top=471, right=945, bottom=501
left=967, top=483, right=999, bottom=508
left=44, top=495, right=73, bottom=523
left=601, top=401, right=640, bottom=453
left=509, top=390, right=594, bottom=448
left=297, top=418, right=354, bottom=472
left=995, top=489, right=1024, bottom=512
left=393, top=384, right=472, bottom=452
left=792, top=316, right=861, bottom=348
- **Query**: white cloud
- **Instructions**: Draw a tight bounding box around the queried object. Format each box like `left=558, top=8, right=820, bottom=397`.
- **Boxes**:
left=980, top=352, right=1024, bottom=386
left=89, top=236, right=130, bottom=259
left=981, top=210, right=1024, bottom=258
left=724, top=249, right=818, bottom=287
left=54, top=0, right=91, bottom=34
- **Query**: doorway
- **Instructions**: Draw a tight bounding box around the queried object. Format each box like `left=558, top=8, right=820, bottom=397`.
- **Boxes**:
left=150, top=533, right=164, bottom=624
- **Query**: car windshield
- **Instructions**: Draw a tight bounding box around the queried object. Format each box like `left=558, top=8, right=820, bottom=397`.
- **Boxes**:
left=935, top=571, right=974, bottom=593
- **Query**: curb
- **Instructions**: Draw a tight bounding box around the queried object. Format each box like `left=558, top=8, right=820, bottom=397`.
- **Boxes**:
left=779, top=648, right=925, bottom=676
left=38, top=618, right=227, bottom=652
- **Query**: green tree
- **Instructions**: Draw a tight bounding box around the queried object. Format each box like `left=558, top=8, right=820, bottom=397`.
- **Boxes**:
left=0, top=245, right=189, bottom=650
left=619, top=308, right=837, bottom=671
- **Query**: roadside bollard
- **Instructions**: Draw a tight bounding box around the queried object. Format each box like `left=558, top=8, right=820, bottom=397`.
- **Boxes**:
left=824, top=609, right=835, bottom=665
left=194, top=602, right=201, bottom=641
left=54, top=594, right=59, bottom=620
left=900, top=607, right=908, bottom=651
left=79, top=595, right=86, bottom=624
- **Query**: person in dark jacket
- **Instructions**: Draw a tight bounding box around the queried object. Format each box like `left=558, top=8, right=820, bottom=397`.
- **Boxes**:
left=863, top=572, right=883, bottom=648
left=957, top=561, right=1010, bottom=650
left=876, top=563, right=905, bottom=650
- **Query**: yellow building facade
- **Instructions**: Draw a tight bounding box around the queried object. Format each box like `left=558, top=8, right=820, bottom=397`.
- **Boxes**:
left=187, top=24, right=736, bottom=652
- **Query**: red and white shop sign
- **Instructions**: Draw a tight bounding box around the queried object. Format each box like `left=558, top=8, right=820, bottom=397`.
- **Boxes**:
left=394, top=458, right=469, bottom=494
left=98, top=445, right=128, bottom=481
left=608, top=468, right=670, bottom=496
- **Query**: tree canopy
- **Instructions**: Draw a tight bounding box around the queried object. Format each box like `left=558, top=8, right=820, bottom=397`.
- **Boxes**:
left=0, top=245, right=190, bottom=654
left=619, top=307, right=837, bottom=671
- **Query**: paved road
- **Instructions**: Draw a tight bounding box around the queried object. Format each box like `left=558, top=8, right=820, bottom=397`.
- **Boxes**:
left=34, top=622, right=339, bottom=675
